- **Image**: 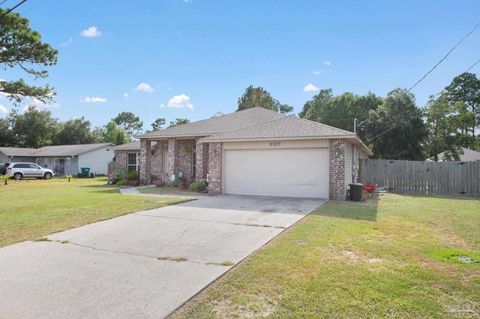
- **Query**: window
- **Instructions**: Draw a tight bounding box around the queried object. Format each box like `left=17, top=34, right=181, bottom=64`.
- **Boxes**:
left=127, top=153, right=140, bottom=172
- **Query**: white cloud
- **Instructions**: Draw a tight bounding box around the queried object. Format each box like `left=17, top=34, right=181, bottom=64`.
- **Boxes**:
left=81, top=26, right=102, bottom=37
left=81, top=96, right=108, bottom=103
left=22, top=97, right=60, bottom=112
left=167, top=94, right=193, bottom=110
left=123, top=92, right=130, bottom=98
left=324, top=61, right=331, bottom=66
left=312, top=70, right=321, bottom=75
left=135, top=82, right=154, bottom=93
left=184, top=0, right=192, bottom=3
left=60, top=37, right=73, bottom=47
left=0, top=104, right=7, bottom=113
left=303, top=83, right=320, bottom=92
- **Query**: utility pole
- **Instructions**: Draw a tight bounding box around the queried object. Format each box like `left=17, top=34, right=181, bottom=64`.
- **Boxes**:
left=353, top=118, right=358, bottom=134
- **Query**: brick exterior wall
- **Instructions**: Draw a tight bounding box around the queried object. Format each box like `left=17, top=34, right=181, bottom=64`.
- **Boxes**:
left=195, top=140, right=208, bottom=181
left=139, top=139, right=151, bottom=185
left=166, top=138, right=179, bottom=183
left=114, top=151, right=127, bottom=171
left=150, top=142, right=165, bottom=181
left=207, top=142, right=222, bottom=195
left=177, top=140, right=196, bottom=182
left=329, top=139, right=346, bottom=200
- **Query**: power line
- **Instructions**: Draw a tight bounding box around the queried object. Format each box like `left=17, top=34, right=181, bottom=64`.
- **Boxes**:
left=0, top=0, right=10, bottom=6
left=0, top=0, right=28, bottom=19
left=465, top=57, right=480, bottom=72
left=408, top=20, right=480, bottom=91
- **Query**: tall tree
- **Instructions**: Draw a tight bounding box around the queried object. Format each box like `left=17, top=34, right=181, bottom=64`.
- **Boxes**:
left=103, top=121, right=130, bottom=145
left=113, top=112, right=143, bottom=135
left=0, top=9, right=58, bottom=104
left=236, top=85, right=293, bottom=113
left=444, top=72, right=480, bottom=149
left=53, top=117, right=95, bottom=145
left=299, top=90, right=381, bottom=141
left=151, top=117, right=166, bottom=131
left=366, top=89, right=427, bottom=160
left=168, top=118, right=190, bottom=127
left=424, top=94, right=461, bottom=160
left=12, top=106, right=57, bottom=148
left=0, top=117, right=14, bottom=146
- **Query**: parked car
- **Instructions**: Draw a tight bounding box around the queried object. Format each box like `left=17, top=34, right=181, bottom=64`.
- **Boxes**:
left=6, top=162, right=54, bottom=180
left=0, top=162, right=8, bottom=175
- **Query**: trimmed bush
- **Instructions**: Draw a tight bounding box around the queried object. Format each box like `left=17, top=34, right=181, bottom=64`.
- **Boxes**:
left=115, top=179, right=127, bottom=186
left=188, top=181, right=208, bottom=192
left=126, top=170, right=140, bottom=181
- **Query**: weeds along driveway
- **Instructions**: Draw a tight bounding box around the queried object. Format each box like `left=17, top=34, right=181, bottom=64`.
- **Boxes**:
left=0, top=195, right=325, bottom=319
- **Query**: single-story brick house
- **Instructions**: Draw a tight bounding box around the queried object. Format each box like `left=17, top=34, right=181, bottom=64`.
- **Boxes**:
left=111, top=141, right=142, bottom=173
left=0, top=144, right=114, bottom=176
left=138, top=107, right=372, bottom=200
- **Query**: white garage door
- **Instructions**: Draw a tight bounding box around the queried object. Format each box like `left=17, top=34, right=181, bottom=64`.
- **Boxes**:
left=224, top=148, right=329, bottom=198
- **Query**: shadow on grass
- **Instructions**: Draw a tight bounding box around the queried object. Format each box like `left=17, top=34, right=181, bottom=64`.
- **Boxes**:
left=312, top=197, right=379, bottom=222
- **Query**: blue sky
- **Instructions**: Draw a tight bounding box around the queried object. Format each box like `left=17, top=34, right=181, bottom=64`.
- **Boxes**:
left=1, top=0, right=480, bottom=130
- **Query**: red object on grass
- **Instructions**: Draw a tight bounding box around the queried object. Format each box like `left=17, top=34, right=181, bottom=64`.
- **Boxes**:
left=363, top=183, right=377, bottom=193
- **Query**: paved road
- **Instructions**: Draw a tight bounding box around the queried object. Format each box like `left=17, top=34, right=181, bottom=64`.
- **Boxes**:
left=0, top=195, right=325, bottom=319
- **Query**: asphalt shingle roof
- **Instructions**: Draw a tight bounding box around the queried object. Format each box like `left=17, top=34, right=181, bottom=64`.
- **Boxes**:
left=113, top=141, right=141, bottom=151
left=33, top=143, right=112, bottom=157
left=0, top=147, right=37, bottom=157
left=140, top=107, right=284, bottom=138
left=200, top=115, right=356, bottom=142
left=431, top=147, right=480, bottom=162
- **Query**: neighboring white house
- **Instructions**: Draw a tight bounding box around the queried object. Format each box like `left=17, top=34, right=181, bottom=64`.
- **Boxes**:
left=0, top=144, right=114, bottom=175
left=428, top=147, right=480, bottom=162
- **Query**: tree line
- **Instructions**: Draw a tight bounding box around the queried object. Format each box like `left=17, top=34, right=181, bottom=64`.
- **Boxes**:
left=235, top=73, right=480, bottom=161
left=0, top=109, right=190, bottom=148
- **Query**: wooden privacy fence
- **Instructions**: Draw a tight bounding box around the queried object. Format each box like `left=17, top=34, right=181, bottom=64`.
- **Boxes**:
left=359, top=159, right=480, bottom=197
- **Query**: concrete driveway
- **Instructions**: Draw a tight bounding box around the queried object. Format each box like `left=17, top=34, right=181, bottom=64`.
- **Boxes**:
left=0, top=195, right=324, bottom=319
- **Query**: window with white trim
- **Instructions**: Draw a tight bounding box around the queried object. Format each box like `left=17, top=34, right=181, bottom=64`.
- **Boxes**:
left=127, top=153, right=140, bottom=172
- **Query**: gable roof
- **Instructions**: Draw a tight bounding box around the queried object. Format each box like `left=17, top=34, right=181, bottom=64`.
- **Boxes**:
left=200, top=115, right=373, bottom=155
left=140, top=107, right=284, bottom=139
left=200, top=115, right=355, bottom=142
left=0, top=147, right=37, bottom=157
left=34, top=143, right=113, bottom=157
left=140, top=106, right=372, bottom=155
left=432, top=147, right=480, bottom=162
left=113, top=141, right=141, bottom=151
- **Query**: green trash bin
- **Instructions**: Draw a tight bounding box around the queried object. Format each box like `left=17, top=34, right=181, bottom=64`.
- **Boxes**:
left=81, top=167, right=90, bottom=178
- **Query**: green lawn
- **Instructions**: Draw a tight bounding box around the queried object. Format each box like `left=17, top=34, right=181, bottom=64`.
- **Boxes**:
left=172, top=194, right=480, bottom=319
left=0, top=177, right=186, bottom=247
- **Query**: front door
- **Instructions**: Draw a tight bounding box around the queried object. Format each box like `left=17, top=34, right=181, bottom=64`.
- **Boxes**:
left=56, top=159, right=65, bottom=175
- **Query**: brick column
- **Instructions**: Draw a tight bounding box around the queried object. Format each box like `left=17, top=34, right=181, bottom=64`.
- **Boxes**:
left=166, top=138, right=179, bottom=183
left=195, top=140, right=208, bottom=181
left=139, top=139, right=151, bottom=185
left=329, top=139, right=346, bottom=200
left=207, top=142, right=222, bottom=195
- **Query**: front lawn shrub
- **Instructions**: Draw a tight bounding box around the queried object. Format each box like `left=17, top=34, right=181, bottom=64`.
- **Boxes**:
left=115, top=179, right=127, bottom=186
left=188, top=181, right=208, bottom=192
left=126, top=170, right=139, bottom=181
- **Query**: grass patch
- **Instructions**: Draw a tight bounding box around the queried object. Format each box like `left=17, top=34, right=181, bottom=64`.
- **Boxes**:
left=172, top=194, right=480, bottom=319
left=428, top=247, right=480, bottom=266
left=0, top=177, right=187, bottom=247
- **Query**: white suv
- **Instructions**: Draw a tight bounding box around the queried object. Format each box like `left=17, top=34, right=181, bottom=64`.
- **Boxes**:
left=6, top=162, right=54, bottom=180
